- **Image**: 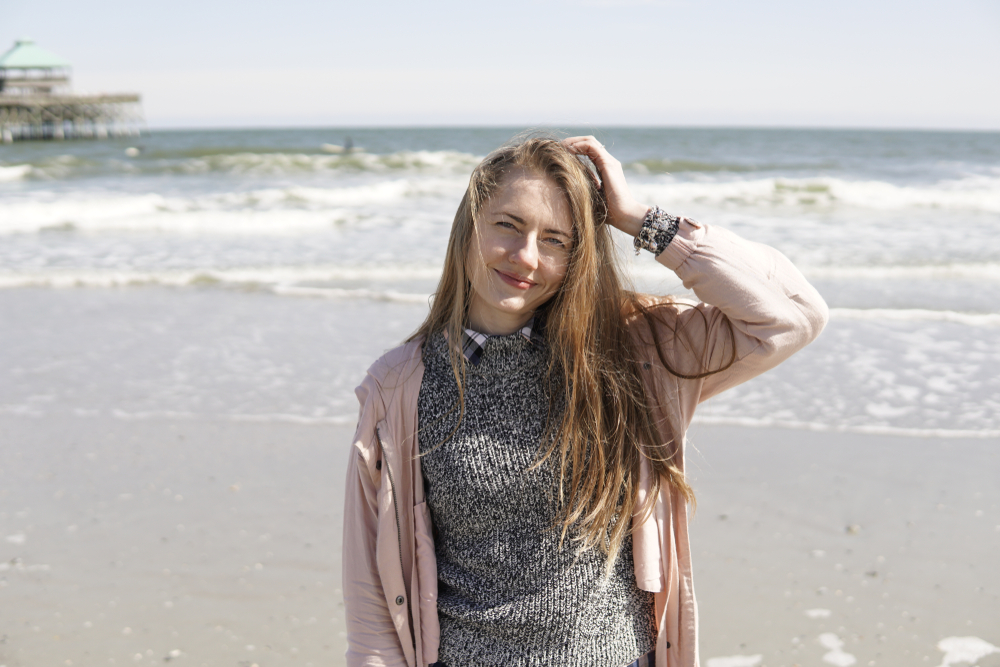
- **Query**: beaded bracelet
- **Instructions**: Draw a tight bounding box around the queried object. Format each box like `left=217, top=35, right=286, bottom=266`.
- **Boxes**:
left=633, top=206, right=681, bottom=256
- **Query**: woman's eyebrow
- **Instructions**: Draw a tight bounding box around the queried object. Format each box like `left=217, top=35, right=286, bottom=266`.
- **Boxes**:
left=499, top=211, right=570, bottom=237
left=499, top=211, right=527, bottom=225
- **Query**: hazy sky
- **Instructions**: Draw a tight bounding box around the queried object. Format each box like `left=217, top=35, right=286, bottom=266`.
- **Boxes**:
left=3, top=0, right=998, bottom=129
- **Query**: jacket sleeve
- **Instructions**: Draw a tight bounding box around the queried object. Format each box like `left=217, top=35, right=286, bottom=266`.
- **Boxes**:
left=342, top=377, right=409, bottom=667
left=650, top=217, right=829, bottom=403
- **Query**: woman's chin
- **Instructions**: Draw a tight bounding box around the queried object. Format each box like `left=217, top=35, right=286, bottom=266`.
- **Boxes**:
left=474, top=300, right=531, bottom=325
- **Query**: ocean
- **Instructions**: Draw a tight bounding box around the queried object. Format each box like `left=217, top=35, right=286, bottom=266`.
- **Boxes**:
left=2, top=127, right=999, bottom=437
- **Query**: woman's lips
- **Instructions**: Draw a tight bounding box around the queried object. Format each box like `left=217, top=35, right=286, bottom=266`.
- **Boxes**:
left=495, top=269, right=535, bottom=290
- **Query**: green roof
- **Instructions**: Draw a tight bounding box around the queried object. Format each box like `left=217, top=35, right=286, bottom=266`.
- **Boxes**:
left=0, top=38, right=71, bottom=69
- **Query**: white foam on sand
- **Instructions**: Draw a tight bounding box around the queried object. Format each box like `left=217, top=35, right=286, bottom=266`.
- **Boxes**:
left=0, top=561, right=50, bottom=572
left=103, top=409, right=357, bottom=426
left=271, top=285, right=429, bottom=304
left=819, top=633, right=857, bottom=667
left=805, top=608, right=832, bottom=619
left=936, top=637, right=999, bottom=667
left=691, top=415, right=1000, bottom=439
left=706, top=655, right=762, bottom=667
left=226, top=412, right=357, bottom=426
left=804, top=263, right=1000, bottom=282
left=0, top=266, right=437, bottom=305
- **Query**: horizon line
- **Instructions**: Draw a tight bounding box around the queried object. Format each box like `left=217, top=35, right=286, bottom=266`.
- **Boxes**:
left=141, top=123, right=1000, bottom=134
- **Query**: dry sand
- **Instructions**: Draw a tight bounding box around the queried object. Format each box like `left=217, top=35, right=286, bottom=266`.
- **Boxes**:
left=685, top=424, right=1000, bottom=667
left=1, top=416, right=997, bottom=667
left=0, top=416, right=353, bottom=667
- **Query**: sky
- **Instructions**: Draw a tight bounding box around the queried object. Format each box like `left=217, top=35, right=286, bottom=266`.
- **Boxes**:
left=2, top=0, right=999, bottom=130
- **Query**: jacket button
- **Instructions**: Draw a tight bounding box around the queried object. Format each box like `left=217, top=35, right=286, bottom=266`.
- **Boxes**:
left=395, top=595, right=405, bottom=606
left=665, top=641, right=671, bottom=649
left=376, top=460, right=382, bottom=470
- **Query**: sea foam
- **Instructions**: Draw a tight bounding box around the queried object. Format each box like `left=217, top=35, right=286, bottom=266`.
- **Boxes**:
left=818, top=633, right=856, bottom=667
left=0, top=265, right=442, bottom=290
left=632, top=173, right=1000, bottom=213
left=706, top=655, right=762, bottom=667
left=936, top=637, right=999, bottom=667
left=0, top=164, right=33, bottom=181
left=803, top=263, right=1000, bottom=281
left=830, top=308, right=1000, bottom=326
left=0, top=179, right=465, bottom=235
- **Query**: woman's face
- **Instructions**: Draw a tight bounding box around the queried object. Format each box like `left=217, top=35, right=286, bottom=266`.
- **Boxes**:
left=466, top=169, right=575, bottom=335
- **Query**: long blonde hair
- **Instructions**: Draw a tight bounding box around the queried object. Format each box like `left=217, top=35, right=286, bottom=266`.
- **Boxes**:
left=410, top=135, right=733, bottom=569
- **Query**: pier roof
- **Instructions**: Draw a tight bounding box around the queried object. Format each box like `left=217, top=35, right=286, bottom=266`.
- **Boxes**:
left=0, top=38, right=71, bottom=69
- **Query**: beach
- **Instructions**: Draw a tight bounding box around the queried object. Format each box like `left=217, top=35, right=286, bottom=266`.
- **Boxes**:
left=1, top=127, right=998, bottom=665
left=1, top=410, right=996, bottom=667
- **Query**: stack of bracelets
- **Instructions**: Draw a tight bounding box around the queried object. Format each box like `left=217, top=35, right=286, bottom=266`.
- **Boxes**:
left=633, top=206, right=681, bottom=256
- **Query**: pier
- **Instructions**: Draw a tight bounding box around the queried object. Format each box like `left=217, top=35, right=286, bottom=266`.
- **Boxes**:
left=0, top=38, right=143, bottom=142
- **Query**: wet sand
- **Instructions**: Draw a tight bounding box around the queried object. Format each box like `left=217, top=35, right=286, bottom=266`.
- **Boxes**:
left=1, top=417, right=997, bottom=667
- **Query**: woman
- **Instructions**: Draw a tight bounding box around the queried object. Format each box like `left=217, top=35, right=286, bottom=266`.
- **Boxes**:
left=343, top=135, right=828, bottom=667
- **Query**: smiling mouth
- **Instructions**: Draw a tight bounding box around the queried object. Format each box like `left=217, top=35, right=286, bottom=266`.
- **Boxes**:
left=495, top=269, right=535, bottom=290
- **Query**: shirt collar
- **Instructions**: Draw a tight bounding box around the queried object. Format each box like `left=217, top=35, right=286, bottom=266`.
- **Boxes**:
left=460, top=317, right=537, bottom=366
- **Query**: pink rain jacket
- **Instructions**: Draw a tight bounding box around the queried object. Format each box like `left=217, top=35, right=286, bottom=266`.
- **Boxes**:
left=342, top=219, right=829, bottom=667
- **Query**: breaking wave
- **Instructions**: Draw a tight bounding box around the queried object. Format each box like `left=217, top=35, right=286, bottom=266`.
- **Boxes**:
left=0, top=179, right=466, bottom=234
left=0, top=164, right=33, bottom=181
left=633, top=173, right=1000, bottom=213
left=2, top=149, right=482, bottom=181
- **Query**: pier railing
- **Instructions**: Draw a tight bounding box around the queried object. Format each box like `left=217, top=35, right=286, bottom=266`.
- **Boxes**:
left=0, top=92, right=143, bottom=142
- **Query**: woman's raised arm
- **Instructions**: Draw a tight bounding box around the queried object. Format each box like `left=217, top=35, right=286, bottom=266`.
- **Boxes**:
left=563, top=136, right=829, bottom=405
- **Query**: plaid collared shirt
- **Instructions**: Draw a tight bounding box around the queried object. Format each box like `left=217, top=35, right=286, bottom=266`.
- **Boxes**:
left=460, top=318, right=536, bottom=366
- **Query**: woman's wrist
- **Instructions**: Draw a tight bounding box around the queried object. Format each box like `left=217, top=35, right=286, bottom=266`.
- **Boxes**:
left=613, top=201, right=652, bottom=237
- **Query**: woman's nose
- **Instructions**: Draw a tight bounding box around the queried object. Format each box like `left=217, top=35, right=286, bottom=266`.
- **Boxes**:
left=509, top=236, right=539, bottom=269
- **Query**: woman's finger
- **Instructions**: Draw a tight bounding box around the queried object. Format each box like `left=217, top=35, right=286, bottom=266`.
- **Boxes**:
left=563, top=136, right=616, bottom=178
left=562, top=137, right=624, bottom=191
left=563, top=136, right=607, bottom=161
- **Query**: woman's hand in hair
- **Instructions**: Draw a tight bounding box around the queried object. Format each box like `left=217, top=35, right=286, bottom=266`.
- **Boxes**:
left=562, top=135, right=650, bottom=238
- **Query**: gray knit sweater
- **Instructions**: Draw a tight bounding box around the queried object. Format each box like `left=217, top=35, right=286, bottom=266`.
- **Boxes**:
left=417, top=331, right=655, bottom=667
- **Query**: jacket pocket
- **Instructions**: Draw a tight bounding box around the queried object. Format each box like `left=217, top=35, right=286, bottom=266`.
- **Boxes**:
left=413, top=500, right=439, bottom=664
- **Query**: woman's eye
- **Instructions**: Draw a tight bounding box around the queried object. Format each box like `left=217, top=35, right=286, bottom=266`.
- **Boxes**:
left=496, top=220, right=516, bottom=230
left=543, top=237, right=566, bottom=248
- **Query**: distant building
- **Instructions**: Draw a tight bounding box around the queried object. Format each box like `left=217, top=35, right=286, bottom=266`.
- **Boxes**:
left=0, top=38, right=143, bottom=142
